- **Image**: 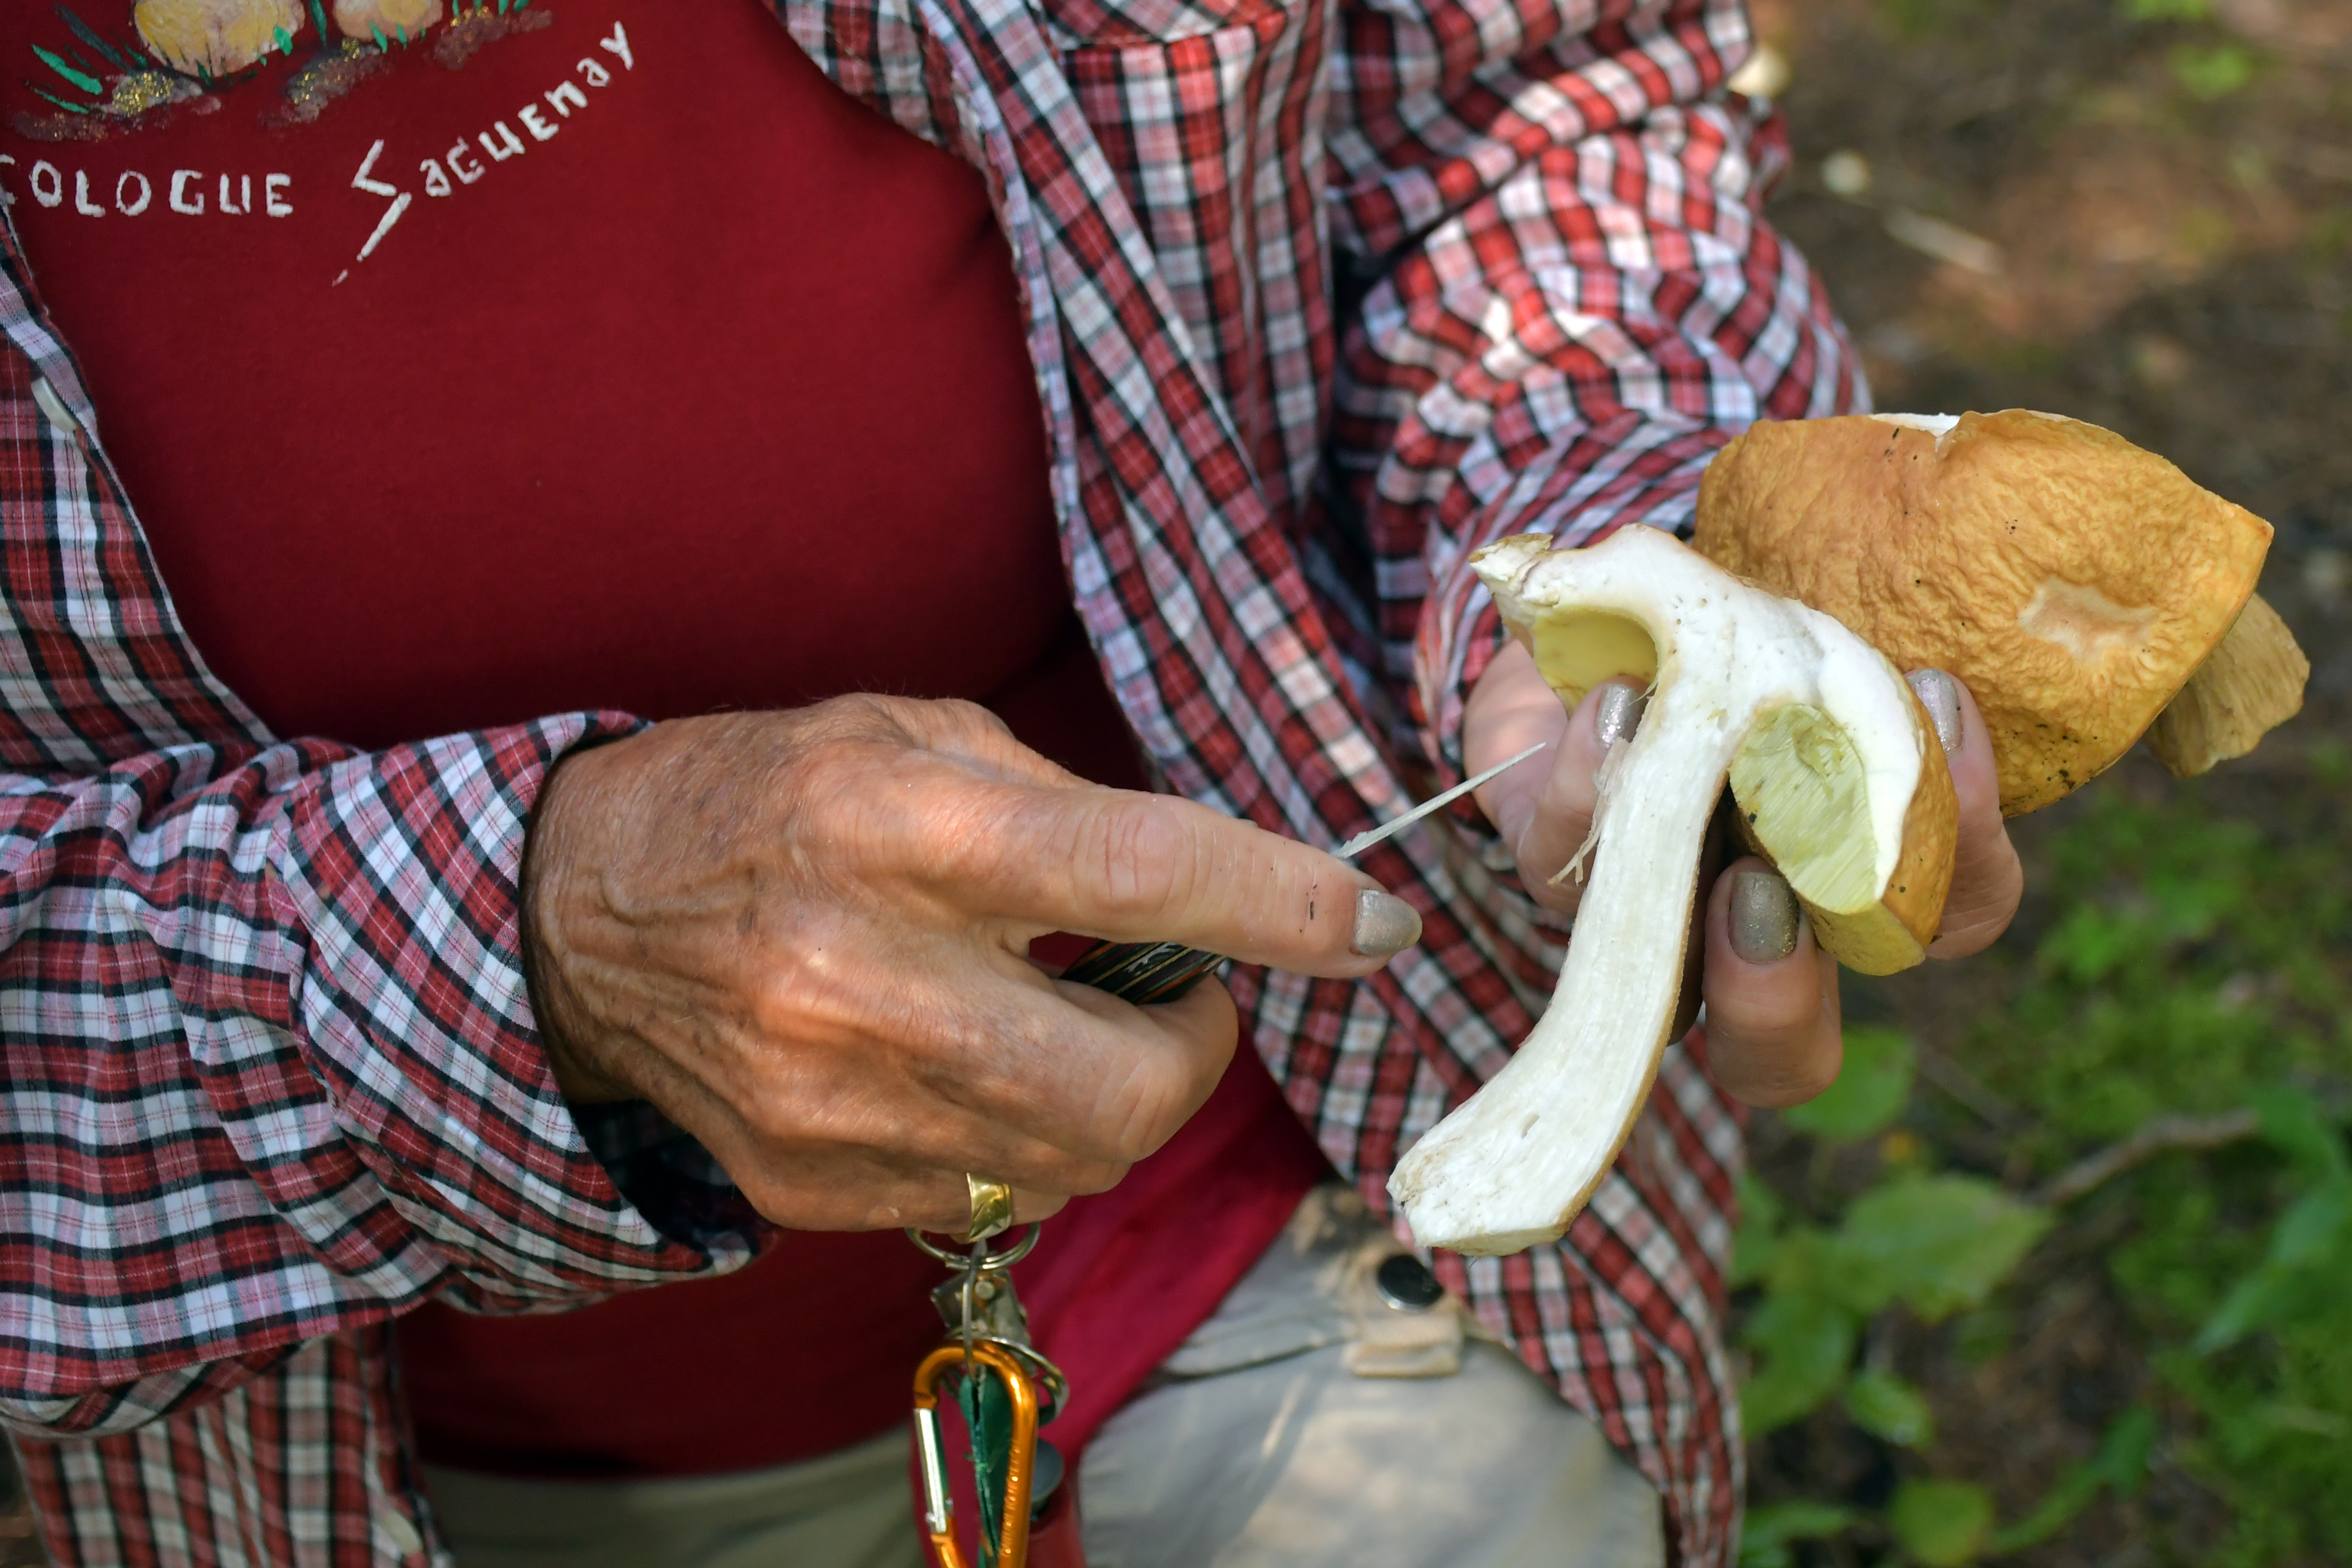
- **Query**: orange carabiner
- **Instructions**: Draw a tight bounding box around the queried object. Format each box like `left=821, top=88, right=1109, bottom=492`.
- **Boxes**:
left=912, top=1341, right=1042, bottom=1568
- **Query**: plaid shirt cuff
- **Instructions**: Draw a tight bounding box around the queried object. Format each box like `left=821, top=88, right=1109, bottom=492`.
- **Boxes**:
left=278, top=712, right=760, bottom=1313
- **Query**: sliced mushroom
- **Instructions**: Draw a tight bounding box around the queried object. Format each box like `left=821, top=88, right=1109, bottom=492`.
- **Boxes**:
left=1388, top=527, right=1955, bottom=1256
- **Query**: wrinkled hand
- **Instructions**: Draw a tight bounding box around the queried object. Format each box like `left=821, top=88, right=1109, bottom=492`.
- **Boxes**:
left=1464, top=640, right=2022, bottom=1109
left=524, top=696, right=1420, bottom=1235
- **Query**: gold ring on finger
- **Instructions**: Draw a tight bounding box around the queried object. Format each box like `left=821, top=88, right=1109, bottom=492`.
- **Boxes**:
left=961, top=1174, right=1015, bottom=1243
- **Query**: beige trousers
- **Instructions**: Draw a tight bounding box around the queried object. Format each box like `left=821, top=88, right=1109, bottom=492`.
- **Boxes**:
left=424, top=1189, right=1666, bottom=1568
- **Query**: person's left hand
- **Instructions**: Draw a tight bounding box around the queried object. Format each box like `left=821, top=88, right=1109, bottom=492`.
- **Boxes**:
left=1463, top=639, right=2023, bottom=1109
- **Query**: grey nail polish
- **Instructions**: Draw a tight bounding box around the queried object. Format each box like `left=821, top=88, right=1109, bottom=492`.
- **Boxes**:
left=1594, top=684, right=1642, bottom=752
left=1352, top=889, right=1423, bottom=957
left=1906, top=668, right=1963, bottom=756
left=1730, top=871, right=1799, bottom=964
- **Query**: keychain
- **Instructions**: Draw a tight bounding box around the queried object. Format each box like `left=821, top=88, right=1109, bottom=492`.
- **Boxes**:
left=906, top=1223, right=1068, bottom=1568
left=900, top=735, right=1547, bottom=1565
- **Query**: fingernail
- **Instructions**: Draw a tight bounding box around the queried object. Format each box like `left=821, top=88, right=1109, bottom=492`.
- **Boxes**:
left=1730, top=871, right=1799, bottom=964
left=1595, top=684, right=1642, bottom=752
left=1352, top=889, right=1423, bottom=957
left=1906, top=668, right=1963, bottom=756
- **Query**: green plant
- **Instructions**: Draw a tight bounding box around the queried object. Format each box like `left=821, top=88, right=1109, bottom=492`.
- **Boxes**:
left=2168, top=42, right=2257, bottom=100
left=1737, top=775, right=2352, bottom=1565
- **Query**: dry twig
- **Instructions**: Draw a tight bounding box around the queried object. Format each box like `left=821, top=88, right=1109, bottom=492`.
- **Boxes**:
left=2031, top=1109, right=2262, bottom=1208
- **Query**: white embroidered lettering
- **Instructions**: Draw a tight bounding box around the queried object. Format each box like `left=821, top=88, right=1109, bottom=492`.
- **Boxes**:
left=352, top=140, right=398, bottom=198
left=264, top=173, right=292, bottom=216
left=421, top=158, right=453, bottom=197
left=599, top=22, right=632, bottom=68
left=29, top=161, right=62, bottom=209
left=545, top=80, right=587, bottom=116
left=479, top=122, right=524, bottom=162
left=576, top=57, right=610, bottom=86
left=74, top=169, right=105, bottom=217
left=114, top=171, right=152, bottom=216
left=346, top=143, right=406, bottom=264
left=218, top=174, right=251, bottom=215
left=446, top=140, right=484, bottom=184
left=170, top=169, right=205, bottom=214
left=0, top=155, right=15, bottom=211
left=517, top=104, right=558, bottom=142
left=355, top=191, right=411, bottom=262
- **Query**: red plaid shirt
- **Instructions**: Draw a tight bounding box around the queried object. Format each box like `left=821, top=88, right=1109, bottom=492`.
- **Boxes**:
left=0, top=0, right=1862, bottom=1561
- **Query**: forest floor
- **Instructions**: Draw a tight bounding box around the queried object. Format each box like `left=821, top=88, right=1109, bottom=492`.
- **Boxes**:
left=1741, top=2, right=2351, bottom=1564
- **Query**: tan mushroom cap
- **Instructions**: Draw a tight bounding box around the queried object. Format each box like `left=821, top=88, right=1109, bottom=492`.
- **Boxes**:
left=1693, top=410, right=2277, bottom=815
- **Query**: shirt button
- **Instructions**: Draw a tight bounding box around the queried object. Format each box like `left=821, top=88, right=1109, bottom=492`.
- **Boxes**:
left=378, top=1505, right=425, bottom=1559
left=1374, top=1252, right=1446, bottom=1311
left=30, top=376, right=79, bottom=437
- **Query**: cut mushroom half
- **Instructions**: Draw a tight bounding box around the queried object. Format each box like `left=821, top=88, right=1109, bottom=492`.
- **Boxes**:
left=1389, top=527, right=1956, bottom=1256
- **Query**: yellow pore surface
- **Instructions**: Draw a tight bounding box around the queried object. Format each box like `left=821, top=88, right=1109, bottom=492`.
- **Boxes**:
left=1694, top=411, right=2274, bottom=815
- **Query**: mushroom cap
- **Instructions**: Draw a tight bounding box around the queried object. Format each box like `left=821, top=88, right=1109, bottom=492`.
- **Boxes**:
left=134, top=0, right=304, bottom=76
left=1693, top=411, right=2275, bottom=815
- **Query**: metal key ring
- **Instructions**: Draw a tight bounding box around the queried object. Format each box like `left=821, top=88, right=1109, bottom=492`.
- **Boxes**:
left=904, top=1222, right=1042, bottom=1270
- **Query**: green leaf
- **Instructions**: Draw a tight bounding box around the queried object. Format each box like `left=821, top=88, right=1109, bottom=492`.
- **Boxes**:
left=31, top=43, right=103, bottom=96
left=1784, top=1026, right=1916, bottom=1142
left=1987, top=1407, right=2156, bottom=1552
left=2169, top=41, right=2256, bottom=98
left=1764, top=1225, right=1867, bottom=1312
left=1831, top=1176, right=2052, bottom=1321
left=56, top=9, right=136, bottom=72
left=2252, top=1085, right=2350, bottom=1182
left=1740, top=1500, right=1857, bottom=1566
left=2121, top=0, right=2212, bottom=18
left=1730, top=1171, right=1784, bottom=1286
left=2195, top=1178, right=2352, bottom=1352
left=1888, top=1478, right=1994, bottom=1567
left=1844, top=1369, right=1935, bottom=1447
left=1740, top=1293, right=1857, bottom=1434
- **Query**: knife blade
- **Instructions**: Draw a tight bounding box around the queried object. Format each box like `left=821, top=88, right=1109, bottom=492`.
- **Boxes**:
left=1058, top=741, right=1549, bottom=1002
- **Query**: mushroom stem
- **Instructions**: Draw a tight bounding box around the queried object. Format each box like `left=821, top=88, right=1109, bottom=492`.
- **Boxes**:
left=1388, top=528, right=1949, bottom=1256
left=1388, top=695, right=1725, bottom=1254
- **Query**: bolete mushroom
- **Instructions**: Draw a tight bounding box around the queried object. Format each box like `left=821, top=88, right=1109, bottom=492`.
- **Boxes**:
left=1388, top=526, right=1957, bottom=1255
left=1391, top=410, right=2305, bottom=1258
left=1692, top=410, right=2304, bottom=812
left=134, top=0, right=304, bottom=76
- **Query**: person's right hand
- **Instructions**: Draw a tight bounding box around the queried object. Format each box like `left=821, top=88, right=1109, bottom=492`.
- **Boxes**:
left=522, top=695, right=1421, bottom=1237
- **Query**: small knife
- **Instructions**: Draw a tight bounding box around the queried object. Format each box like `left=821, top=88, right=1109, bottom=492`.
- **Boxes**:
left=1058, top=742, right=1549, bottom=1003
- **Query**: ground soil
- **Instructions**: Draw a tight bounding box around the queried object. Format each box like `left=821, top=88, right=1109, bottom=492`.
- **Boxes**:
left=1743, top=3, right=2350, bottom=1561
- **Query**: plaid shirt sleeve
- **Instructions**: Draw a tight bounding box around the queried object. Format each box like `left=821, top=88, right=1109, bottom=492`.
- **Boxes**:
left=1325, top=1, right=1867, bottom=786
left=0, top=234, right=757, bottom=1446
left=1317, top=1, right=1866, bottom=1551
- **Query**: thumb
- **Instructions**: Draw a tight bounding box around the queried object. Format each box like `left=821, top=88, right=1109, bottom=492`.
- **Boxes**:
left=1495, top=676, right=1647, bottom=913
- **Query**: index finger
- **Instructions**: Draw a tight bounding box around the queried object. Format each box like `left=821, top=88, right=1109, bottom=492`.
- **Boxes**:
left=936, top=782, right=1421, bottom=978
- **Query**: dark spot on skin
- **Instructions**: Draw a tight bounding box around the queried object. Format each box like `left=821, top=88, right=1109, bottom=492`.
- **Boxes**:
left=1747, top=811, right=1759, bottom=824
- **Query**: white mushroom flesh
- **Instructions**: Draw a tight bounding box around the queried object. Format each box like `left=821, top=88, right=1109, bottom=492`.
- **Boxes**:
left=1390, top=527, right=1929, bottom=1255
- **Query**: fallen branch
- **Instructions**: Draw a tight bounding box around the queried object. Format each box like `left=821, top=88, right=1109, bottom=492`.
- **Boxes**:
left=2032, top=1109, right=2262, bottom=1208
